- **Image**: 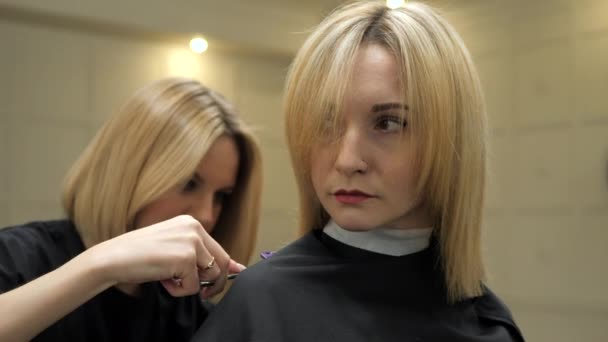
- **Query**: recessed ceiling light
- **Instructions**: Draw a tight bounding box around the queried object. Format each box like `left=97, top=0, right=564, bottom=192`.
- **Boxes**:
left=189, top=37, right=208, bottom=54
left=386, top=0, right=405, bottom=9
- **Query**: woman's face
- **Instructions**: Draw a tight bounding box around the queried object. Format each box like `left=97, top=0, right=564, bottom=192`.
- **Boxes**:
left=135, top=135, right=240, bottom=233
left=310, top=44, right=431, bottom=231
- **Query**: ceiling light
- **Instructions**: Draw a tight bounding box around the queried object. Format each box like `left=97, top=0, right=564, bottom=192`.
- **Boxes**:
left=386, top=0, right=405, bottom=9
left=189, top=37, right=208, bottom=54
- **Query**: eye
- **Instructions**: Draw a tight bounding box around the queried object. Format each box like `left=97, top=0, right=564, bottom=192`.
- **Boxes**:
left=375, top=115, right=407, bottom=132
left=182, top=178, right=199, bottom=193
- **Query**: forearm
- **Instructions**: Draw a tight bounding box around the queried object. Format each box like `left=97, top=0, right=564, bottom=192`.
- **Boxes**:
left=0, top=249, right=115, bottom=341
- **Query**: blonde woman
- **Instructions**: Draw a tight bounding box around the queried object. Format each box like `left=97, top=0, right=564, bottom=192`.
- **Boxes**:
left=0, top=78, right=262, bottom=341
left=193, top=2, right=524, bottom=341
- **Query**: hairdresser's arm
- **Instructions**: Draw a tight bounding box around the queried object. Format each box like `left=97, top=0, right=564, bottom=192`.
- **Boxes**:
left=0, top=215, right=233, bottom=341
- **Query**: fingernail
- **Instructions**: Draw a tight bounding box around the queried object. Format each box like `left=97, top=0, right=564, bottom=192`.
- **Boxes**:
left=236, top=263, right=247, bottom=271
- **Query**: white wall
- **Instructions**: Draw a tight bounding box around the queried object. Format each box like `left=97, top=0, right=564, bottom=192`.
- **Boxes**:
left=0, top=16, right=298, bottom=258
left=437, top=0, right=608, bottom=340
left=1, top=1, right=607, bottom=341
left=0, top=0, right=320, bottom=56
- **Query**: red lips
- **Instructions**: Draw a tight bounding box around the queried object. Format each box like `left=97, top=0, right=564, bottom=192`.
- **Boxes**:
left=334, top=189, right=373, bottom=204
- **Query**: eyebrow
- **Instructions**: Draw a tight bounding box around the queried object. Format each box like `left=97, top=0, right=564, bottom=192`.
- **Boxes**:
left=371, top=103, right=408, bottom=112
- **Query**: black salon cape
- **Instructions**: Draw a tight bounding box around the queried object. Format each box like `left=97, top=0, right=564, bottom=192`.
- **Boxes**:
left=0, top=220, right=208, bottom=342
left=192, top=230, right=524, bottom=342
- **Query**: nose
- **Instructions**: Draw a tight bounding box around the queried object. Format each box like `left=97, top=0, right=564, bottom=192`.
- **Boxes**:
left=334, top=128, right=368, bottom=176
left=188, top=195, right=216, bottom=233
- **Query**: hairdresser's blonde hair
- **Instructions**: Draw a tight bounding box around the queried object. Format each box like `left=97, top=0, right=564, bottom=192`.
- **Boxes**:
left=284, top=1, right=486, bottom=301
left=63, top=77, right=262, bottom=264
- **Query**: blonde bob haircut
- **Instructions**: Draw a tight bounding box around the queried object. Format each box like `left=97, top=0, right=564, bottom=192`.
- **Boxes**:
left=284, top=1, right=487, bottom=301
left=63, top=77, right=262, bottom=264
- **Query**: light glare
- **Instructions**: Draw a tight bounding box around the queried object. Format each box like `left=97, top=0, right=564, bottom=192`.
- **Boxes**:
left=189, top=37, right=208, bottom=54
left=386, top=0, right=405, bottom=9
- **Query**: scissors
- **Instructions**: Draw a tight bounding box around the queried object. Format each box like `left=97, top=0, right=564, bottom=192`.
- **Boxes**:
left=199, top=273, right=238, bottom=287
left=199, top=251, right=274, bottom=287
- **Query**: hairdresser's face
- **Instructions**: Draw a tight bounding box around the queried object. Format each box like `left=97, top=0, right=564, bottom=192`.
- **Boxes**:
left=135, top=135, right=239, bottom=233
left=311, top=44, right=431, bottom=231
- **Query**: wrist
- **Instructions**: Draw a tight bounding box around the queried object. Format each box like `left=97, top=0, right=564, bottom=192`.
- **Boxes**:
left=79, top=243, right=119, bottom=289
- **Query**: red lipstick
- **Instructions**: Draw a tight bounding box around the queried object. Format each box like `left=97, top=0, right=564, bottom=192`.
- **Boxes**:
left=334, top=189, right=373, bottom=204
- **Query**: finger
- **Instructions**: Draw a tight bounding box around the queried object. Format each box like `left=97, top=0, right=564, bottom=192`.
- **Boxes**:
left=228, top=259, right=247, bottom=273
left=186, top=218, right=223, bottom=274
left=185, top=218, right=232, bottom=298
left=163, top=262, right=204, bottom=297
left=194, top=227, right=232, bottom=288
left=182, top=265, right=205, bottom=294
left=197, top=258, right=226, bottom=299
left=198, top=258, right=222, bottom=285
left=194, top=238, right=224, bottom=300
left=200, top=232, right=231, bottom=279
left=191, top=231, right=218, bottom=278
left=160, top=279, right=182, bottom=296
left=203, top=260, right=231, bottom=298
left=160, top=269, right=200, bottom=297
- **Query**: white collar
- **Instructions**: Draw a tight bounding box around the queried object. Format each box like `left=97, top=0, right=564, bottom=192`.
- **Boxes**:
left=322, top=220, right=433, bottom=256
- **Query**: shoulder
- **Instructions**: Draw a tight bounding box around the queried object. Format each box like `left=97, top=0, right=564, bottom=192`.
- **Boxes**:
left=191, top=234, right=325, bottom=341
left=0, top=219, right=81, bottom=252
left=0, top=220, right=84, bottom=291
left=233, top=231, right=331, bottom=286
left=474, top=285, right=525, bottom=342
left=203, top=231, right=328, bottom=311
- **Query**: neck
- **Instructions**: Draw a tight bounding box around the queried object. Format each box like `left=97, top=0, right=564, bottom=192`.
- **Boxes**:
left=323, top=220, right=433, bottom=256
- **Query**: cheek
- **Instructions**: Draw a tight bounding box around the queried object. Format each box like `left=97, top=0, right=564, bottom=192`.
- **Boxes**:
left=134, top=205, right=160, bottom=229
left=203, top=205, right=225, bottom=234
left=311, top=146, right=335, bottom=172
left=310, top=151, right=332, bottom=190
left=383, top=159, right=418, bottom=196
left=212, top=204, right=223, bottom=222
left=135, top=196, right=187, bottom=228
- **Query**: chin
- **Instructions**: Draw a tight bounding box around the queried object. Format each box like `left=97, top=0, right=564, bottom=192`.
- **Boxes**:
left=331, top=215, right=378, bottom=232
left=339, top=225, right=375, bottom=232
